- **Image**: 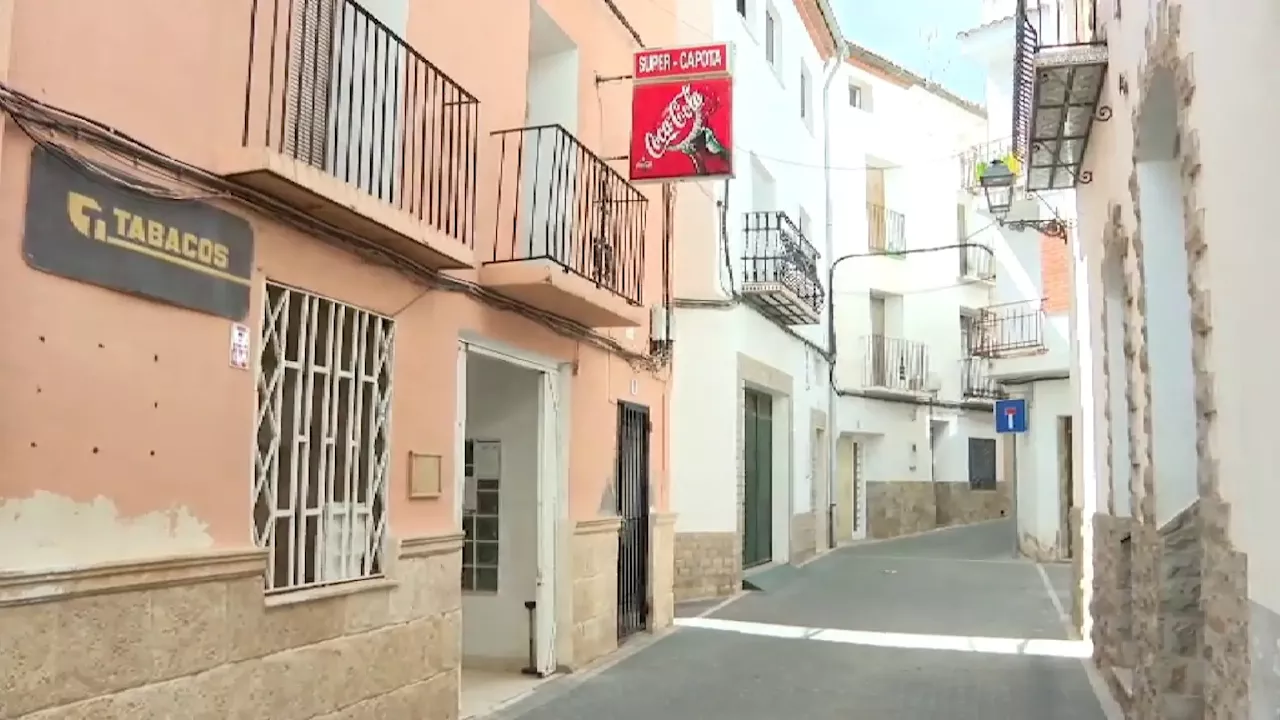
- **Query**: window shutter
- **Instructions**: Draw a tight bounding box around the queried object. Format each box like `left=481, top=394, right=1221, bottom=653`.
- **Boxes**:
left=284, top=0, right=335, bottom=168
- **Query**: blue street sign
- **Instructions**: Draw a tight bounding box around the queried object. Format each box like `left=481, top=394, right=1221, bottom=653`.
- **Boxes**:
left=995, top=398, right=1028, bottom=434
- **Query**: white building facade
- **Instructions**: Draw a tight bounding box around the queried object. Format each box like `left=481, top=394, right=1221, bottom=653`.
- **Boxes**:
left=669, top=0, right=1014, bottom=603
left=828, top=49, right=1008, bottom=543
left=668, top=0, right=844, bottom=601
left=974, top=0, right=1280, bottom=715
left=960, top=1, right=1081, bottom=565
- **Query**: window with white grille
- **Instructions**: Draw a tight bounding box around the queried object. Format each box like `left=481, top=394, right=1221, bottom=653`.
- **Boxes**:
left=461, top=439, right=501, bottom=593
left=254, top=282, right=394, bottom=593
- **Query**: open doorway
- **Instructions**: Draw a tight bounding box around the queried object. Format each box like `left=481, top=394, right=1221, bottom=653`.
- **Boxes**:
left=458, top=345, right=563, bottom=719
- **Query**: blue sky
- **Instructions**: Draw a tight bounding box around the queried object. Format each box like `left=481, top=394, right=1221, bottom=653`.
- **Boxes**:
left=833, top=0, right=985, bottom=105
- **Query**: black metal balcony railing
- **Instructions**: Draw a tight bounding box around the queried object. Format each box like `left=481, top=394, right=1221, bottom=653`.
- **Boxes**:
left=741, top=211, right=824, bottom=320
left=863, top=335, right=929, bottom=392
left=491, top=125, right=647, bottom=305
left=867, top=203, right=906, bottom=255
left=243, top=0, right=481, bottom=244
left=960, top=358, right=1002, bottom=400
left=959, top=242, right=996, bottom=282
left=969, top=299, right=1046, bottom=358
left=1012, top=0, right=1108, bottom=191
left=959, top=138, right=1016, bottom=194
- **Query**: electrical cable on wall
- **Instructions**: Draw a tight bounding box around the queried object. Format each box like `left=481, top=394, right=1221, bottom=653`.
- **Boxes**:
left=0, top=83, right=668, bottom=374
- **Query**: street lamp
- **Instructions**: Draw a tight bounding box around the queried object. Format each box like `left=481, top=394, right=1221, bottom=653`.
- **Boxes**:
left=978, top=158, right=1070, bottom=241
left=979, top=159, right=1015, bottom=219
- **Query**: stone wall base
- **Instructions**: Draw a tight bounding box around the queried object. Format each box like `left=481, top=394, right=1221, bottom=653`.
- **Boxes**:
left=789, top=511, right=816, bottom=565
left=571, top=518, right=620, bottom=669
left=1, top=535, right=464, bottom=720
left=867, top=481, right=1011, bottom=539
left=1091, top=498, right=1255, bottom=718
left=673, top=532, right=738, bottom=602
left=649, top=513, right=677, bottom=631
left=1091, top=513, right=1137, bottom=678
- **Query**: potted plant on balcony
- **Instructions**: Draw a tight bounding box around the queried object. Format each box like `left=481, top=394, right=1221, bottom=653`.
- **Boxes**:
left=974, top=152, right=1022, bottom=187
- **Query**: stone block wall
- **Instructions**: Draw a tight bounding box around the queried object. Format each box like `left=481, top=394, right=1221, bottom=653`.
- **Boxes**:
left=0, top=534, right=463, bottom=720
left=649, top=513, right=677, bottom=631
left=672, top=532, right=737, bottom=602
left=789, top=511, right=816, bottom=565
left=570, top=518, right=619, bottom=669
left=935, top=481, right=1012, bottom=527
left=1091, top=512, right=1137, bottom=695
left=867, top=481, right=1011, bottom=539
left=866, top=481, right=936, bottom=538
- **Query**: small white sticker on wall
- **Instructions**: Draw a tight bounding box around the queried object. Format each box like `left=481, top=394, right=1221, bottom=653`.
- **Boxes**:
left=230, top=323, right=251, bottom=370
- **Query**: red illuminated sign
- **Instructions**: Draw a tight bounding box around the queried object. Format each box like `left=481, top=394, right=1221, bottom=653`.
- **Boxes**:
left=629, top=43, right=735, bottom=184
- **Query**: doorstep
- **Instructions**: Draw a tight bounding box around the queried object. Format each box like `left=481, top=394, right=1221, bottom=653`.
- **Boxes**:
left=742, top=561, right=804, bottom=593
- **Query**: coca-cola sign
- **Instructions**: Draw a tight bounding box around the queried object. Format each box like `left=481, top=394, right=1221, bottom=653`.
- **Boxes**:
left=629, top=77, right=733, bottom=182
left=629, top=43, right=734, bottom=184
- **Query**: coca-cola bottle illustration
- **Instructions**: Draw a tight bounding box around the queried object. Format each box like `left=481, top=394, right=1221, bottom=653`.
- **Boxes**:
left=682, top=125, right=731, bottom=176
left=681, top=92, right=731, bottom=176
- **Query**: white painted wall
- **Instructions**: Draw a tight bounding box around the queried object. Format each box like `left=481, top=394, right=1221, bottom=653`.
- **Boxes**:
left=461, top=354, right=540, bottom=666
left=671, top=0, right=1001, bottom=551
left=1005, top=378, right=1070, bottom=555
left=669, top=0, right=837, bottom=558
left=1134, top=159, right=1197, bottom=525
left=958, top=9, right=1078, bottom=557
left=1069, top=2, right=1280, bottom=679
left=670, top=303, right=821, bottom=559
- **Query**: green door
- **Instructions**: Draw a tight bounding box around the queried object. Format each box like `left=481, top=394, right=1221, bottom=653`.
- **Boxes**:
left=743, top=389, right=773, bottom=568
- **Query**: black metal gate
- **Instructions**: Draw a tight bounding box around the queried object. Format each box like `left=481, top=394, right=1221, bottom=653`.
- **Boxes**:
left=615, top=402, right=651, bottom=641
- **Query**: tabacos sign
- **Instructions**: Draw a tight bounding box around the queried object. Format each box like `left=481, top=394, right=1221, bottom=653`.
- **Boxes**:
left=629, top=42, right=734, bottom=183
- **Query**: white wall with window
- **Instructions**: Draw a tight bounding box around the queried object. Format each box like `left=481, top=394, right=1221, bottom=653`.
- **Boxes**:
left=823, top=51, right=1000, bottom=534
left=670, top=0, right=847, bottom=557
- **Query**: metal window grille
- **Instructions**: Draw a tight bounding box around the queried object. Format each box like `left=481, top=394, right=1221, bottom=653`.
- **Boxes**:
left=254, top=282, right=394, bottom=593
left=462, top=439, right=501, bottom=593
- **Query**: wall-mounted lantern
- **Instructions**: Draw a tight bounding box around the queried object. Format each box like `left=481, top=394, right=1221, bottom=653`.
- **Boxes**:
left=978, top=158, right=1070, bottom=241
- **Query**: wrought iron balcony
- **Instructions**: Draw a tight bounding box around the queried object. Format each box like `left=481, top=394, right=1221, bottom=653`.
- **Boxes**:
left=960, top=358, right=1002, bottom=400
left=486, top=124, right=647, bottom=327
left=1012, top=0, right=1109, bottom=192
left=236, top=0, right=480, bottom=268
left=959, top=138, right=1019, bottom=195
left=741, top=211, right=823, bottom=326
left=959, top=241, right=996, bottom=282
left=969, top=299, right=1046, bottom=358
left=867, top=203, right=906, bottom=255
left=860, top=335, right=930, bottom=393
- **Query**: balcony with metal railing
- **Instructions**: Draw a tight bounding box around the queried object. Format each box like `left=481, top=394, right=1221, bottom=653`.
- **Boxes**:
left=958, top=241, right=997, bottom=283
left=1011, top=0, right=1109, bottom=192
left=959, top=138, right=1020, bottom=195
left=960, top=357, right=1002, bottom=400
left=858, top=335, right=931, bottom=395
left=866, top=203, right=907, bottom=255
left=969, top=298, right=1047, bottom=358
left=740, top=212, right=823, bottom=326
left=483, top=124, right=648, bottom=328
left=228, top=0, right=480, bottom=269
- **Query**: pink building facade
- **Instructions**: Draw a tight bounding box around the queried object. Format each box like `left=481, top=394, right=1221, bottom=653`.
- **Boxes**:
left=0, top=0, right=684, bottom=717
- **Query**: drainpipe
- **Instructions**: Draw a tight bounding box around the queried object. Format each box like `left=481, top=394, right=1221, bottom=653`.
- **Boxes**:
left=821, top=37, right=850, bottom=550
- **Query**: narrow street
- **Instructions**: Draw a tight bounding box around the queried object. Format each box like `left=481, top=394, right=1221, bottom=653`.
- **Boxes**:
left=486, top=521, right=1118, bottom=720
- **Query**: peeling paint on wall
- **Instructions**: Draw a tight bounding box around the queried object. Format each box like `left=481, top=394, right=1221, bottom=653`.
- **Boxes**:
left=0, top=491, right=214, bottom=572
